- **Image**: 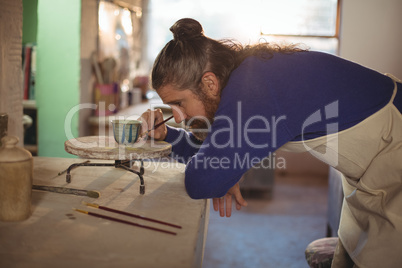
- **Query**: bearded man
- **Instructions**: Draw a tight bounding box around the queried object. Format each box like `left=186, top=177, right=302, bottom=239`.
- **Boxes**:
left=140, top=18, right=402, bottom=268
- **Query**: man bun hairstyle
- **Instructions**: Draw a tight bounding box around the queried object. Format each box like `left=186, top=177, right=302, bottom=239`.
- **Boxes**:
left=152, top=18, right=217, bottom=93
left=170, top=18, right=204, bottom=42
left=151, top=18, right=307, bottom=95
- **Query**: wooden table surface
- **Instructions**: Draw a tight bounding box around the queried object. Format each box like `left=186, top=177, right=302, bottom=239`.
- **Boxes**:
left=0, top=157, right=209, bottom=268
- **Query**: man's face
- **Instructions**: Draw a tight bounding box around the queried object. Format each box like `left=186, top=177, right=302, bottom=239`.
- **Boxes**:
left=158, top=84, right=220, bottom=140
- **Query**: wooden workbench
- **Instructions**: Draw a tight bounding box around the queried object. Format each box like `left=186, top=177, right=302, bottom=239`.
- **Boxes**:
left=0, top=157, right=209, bottom=268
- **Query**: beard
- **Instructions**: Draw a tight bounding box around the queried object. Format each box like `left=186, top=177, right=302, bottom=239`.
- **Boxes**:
left=185, top=92, right=219, bottom=141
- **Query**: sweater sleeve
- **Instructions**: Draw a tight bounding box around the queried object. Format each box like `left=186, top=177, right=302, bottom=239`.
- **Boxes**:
left=183, top=113, right=291, bottom=199
left=164, top=125, right=203, bottom=163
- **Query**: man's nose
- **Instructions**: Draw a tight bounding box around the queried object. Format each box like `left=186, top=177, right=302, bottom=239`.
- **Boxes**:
left=172, top=107, right=186, bottom=123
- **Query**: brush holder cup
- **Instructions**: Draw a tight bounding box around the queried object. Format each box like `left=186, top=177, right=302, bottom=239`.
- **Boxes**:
left=111, top=120, right=142, bottom=145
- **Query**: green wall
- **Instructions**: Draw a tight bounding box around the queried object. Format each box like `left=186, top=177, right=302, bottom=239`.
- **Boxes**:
left=22, top=0, right=38, bottom=45
left=36, top=0, right=81, bottom=157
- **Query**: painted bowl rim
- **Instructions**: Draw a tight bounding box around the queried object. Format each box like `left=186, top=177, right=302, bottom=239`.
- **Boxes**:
left=111, top=119, right=142, bottom=125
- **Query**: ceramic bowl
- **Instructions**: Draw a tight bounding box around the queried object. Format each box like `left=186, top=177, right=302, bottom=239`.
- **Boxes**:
left=111, top=119, right=142, bottom=145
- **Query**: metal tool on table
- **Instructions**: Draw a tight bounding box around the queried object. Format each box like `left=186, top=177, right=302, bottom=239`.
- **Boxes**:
left=32, top=185, right=100, bottom=198
left=65, top=159, right=145, bottom=194
left=64, top=137, right=172, bottom=195
left=58, top=160, right=90, bottom=175
left=62, top=116, right=173, bottom=195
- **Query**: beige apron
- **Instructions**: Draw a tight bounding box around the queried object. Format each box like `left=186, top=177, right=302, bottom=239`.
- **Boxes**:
left=279, top=74, right=402, bottom=268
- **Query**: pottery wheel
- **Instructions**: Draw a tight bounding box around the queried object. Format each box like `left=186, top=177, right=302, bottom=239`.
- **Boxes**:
left=65, top=136, right=172, bottom=160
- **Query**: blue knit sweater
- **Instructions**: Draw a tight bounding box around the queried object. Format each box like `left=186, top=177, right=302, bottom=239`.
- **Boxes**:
left=164, top=51, right=400, bottom=199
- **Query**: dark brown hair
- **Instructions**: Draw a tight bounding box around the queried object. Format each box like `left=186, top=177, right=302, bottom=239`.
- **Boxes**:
left=151, top=18, right=307, bottom=95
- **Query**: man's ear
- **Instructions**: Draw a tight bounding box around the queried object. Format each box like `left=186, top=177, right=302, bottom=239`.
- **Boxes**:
left=201, top=72, right=220, bottom=97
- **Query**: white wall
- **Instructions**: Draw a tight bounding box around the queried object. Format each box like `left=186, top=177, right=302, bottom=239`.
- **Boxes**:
left=339, top=0, right=402, bottom=79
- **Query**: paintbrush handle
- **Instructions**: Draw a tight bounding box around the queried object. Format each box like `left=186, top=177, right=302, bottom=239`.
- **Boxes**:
left=153, top=115, right=174, bottom=129
left=140, top=115, right=174, bottom=137
left=74, top=209, right=176, bottom=235
left=99, top=205, right=182, bottom=229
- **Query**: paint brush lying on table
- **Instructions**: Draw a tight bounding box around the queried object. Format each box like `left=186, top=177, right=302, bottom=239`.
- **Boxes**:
left=139, top=115, right=174, bottom=138
left=83, top=202, right=182, bottom=229
left=74, top=204, right=179, bottom=235
left=32, top=185, right=100, bottom=198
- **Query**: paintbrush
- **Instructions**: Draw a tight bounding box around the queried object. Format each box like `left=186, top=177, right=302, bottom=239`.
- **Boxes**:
left=139, top=115, right=174, bottom=137
left=32, top=185, right=100, bottom=198
left=83, top=202, right=182, bottom=229
left=73, top=208, right=177, bottom=235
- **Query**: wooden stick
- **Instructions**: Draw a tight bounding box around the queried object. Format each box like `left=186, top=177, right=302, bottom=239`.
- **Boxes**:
left=74, top=208, right=177, bottom=235
left=139, top=115, right=174, bottom=137
left=84, top=202, right=182, bottom=229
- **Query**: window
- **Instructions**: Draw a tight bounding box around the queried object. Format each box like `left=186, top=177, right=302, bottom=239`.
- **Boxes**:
left=146, top=0, right=340, bottom=68
left=260, top=0, right=340, bottom=54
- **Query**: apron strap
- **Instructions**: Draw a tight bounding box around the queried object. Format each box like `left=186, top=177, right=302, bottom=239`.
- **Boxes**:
left=385, top=73, right=402, bottom=83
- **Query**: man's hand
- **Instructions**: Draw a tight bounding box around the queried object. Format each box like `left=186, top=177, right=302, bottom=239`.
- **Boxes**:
left=212, top=183, right=248, bottom=217
left=138, top=109, right=168, bottom=140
